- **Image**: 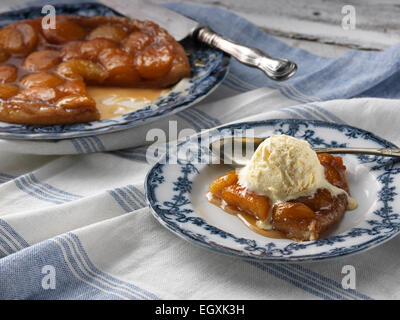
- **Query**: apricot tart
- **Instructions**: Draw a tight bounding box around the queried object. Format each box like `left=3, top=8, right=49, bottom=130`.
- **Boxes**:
left=207, top=153, right=356, bottom=241
left=0, top=15, right=190, bottom=125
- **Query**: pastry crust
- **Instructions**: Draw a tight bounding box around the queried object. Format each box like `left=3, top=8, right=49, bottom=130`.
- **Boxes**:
left=0, top=15, right=190, bottom=125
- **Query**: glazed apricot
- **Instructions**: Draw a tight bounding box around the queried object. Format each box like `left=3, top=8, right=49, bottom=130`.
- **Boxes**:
left=0, top=48, right=10, bottom=63
left=0, top=25, right=22, bottom=54
left=0, top=23, right=38, bottom=54
left=271, top=191, right=348, bottom=241
left=135, top=45, right=173, bottom=79
left=122, top=32, right=153, bottom=53
left=272, top=202, right=318, bottom=241
left=20, top=72, right=64, bottom=88
left=0, top=84, right=19, bottom=99
left=88, top=25, right=128, bottom=42
left=318, top=153, right=349, bottom=192
left=98, top=48, right=139, bottom=84
left=14, top=87, right=59, bottom=102
left=56, top=95, right=96, bottom=109
left=56, top=59, right=108, bottom=83
left=0, top=65, right=18, bottom=83
left=57, top=80, right=87, bottom=96
left=209, top=171, right=238, bottom=196
left=221, top=183, right=271, bottom=221
left=23, top=50, right=61, bottom=71
left=318, top=153, right=345, bottom=167
left=60, top=41, right=84, bottom=61
left=15, top=23, right=38, bottom=53
left=80, top=39, right=117, bottom=61
left=273, top=202, right=316, bottom=221
left=42, top=19, right=87, bottom=44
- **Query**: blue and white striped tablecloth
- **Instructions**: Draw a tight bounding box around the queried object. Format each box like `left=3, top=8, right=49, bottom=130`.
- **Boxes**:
left=1, top=1, right=400, bottom=300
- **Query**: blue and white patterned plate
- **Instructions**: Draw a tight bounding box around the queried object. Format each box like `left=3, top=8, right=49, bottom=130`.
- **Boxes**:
left=0, top=3, right=230, bottom=140
left=145, top=119, right=400, bottom=262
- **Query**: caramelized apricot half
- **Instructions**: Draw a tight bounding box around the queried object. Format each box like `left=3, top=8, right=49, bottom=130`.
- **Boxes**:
left=221, top=183, right=271, bottom=221
left=20, top=72, right=64, bottom=88
left=23, top=50, right=61, bottom=71
left=14, top=87, right=59, bottom=102
left=57, top=80, right=87, bottom=96
left=209, top=171, right=238, bottom=196
left=122, top=32, right=153, bottom=53
left=0, top=65, right=18, bottom=83
left=42, top=19, right=87, bottom=44
left=88, top=25, right=128, bottom=42
left=56, top=94, right=96, bottom=109
left=0, top=23, right=38, bottom=54
left=98, top=48, right=139, bottom=84
left=60, top=41, right=84, bottom=61
left=80, top=38, right=117, bottom=61
left=0, top=84, right=19, bottom=99
left=56, top=59, right=108, bottom=83
left=135, top=45, right=173, bottom=79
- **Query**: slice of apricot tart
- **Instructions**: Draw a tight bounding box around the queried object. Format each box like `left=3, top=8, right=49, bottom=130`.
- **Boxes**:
left=207, top=153, right=354, bottom=241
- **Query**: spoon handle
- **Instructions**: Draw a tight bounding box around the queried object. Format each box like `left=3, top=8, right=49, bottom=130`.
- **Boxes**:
left=313, top=147, right=400, bottom=158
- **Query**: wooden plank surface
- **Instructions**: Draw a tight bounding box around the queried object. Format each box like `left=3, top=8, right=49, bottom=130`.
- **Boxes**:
left=1, top=0, right=397, bottom=57
left=154, top=0, right=400, bottom=51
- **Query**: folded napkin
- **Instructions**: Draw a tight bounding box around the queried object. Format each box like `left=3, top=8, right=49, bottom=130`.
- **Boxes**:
left=1, top=1, right=400, bottom=300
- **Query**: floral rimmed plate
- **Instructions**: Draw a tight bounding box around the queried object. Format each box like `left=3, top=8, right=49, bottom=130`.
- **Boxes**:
left=0, top=2, right=230, bottom=140
left=145, top=119, right=400, bottom=262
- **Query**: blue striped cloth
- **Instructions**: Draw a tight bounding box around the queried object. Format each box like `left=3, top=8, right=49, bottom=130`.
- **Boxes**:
left=1, top=1, right=400, bottom=300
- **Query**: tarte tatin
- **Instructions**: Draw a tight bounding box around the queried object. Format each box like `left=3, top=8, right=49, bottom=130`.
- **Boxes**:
left=0, top=15, right=190, bottom=125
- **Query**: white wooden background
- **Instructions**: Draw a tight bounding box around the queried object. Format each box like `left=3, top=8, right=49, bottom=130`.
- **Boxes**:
left=2, top=0, right=400, bottom=57
left=153, top=0, right=400, bottom=57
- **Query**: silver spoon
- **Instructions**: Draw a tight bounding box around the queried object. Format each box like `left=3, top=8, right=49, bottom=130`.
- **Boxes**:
left=209, top=137, right=400, bottom=167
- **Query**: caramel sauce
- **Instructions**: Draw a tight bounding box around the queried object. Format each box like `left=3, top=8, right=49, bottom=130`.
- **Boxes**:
left=87, top=86, right=168, bottom=119
left=207, top=192, right=284, bottom=239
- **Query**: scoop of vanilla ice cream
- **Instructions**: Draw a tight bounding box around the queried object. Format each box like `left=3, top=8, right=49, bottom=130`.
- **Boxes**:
left=238, top=134, right=326, bottom=201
